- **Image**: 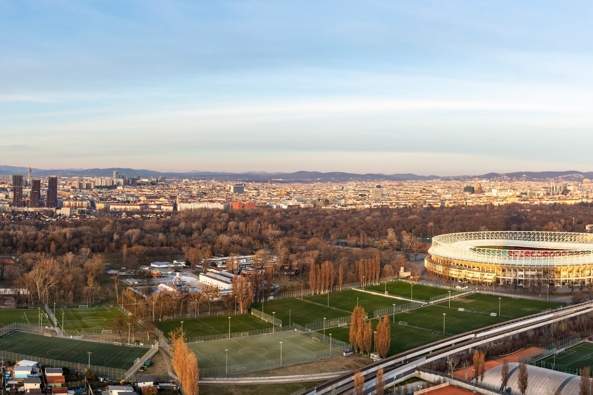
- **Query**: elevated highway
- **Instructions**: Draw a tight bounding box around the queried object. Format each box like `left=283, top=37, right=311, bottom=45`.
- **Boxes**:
left=305, top=300, right=593, bottom=394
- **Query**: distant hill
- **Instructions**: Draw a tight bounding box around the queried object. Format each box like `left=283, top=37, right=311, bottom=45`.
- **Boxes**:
left=1, top=165, right=592, bottom=182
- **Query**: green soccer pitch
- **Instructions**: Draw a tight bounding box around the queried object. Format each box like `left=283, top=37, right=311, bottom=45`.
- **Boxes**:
left=365, top=280, right=458, bottom=301
left=190, top=330, right=340, bottom=376
left=58, top=306, right=126, bottom=332
left=156, top=314, right=271, bottom=339
left=0, top=331, right=147, bottom=369
left=0, top=308, right=48, bottom=327
left=537, top=342, right=593, bottom=374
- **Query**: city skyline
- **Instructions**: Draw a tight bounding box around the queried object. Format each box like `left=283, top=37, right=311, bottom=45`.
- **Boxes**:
left=2, top=1, right=593, bottom=174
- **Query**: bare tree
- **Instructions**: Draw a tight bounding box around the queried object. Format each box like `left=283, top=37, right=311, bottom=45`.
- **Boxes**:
left=518, top=363, right=528, bottom=395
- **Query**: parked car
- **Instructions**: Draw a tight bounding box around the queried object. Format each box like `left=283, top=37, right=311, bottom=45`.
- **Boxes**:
left=342, top=347, right=354, bottom=357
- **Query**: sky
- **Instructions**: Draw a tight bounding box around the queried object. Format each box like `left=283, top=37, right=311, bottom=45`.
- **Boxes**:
left=1, top=0, right=593, bottom=175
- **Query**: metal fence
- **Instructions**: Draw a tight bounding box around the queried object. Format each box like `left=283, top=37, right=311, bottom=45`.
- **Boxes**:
left=0, top=349, right=126, bottom=380
left=372, top=301, right=424, bottom=319
left=251, top=308, right=283, bottom=327
left=303, top=315, right=351, bottom=331
left=0, top=324, right=154, bottom=380
left=186, top=326, right=276, bottom=343
left=197, top=327, right=348, bottom=377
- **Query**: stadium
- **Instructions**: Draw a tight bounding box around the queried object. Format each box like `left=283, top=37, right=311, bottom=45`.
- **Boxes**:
left=425, top=231, right=593, bottom=286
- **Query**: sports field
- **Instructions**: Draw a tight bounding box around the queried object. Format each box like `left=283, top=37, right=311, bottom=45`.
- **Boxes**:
left=0, top=308, right=49, bottom=327
left=306, top=289, right=408, bottom=315
left=256, top=298, right=347, bottom=326
left=157, top=314, right=271, bottom=339
left=190, top=330, right=341, bottom=376
left=328, top=293, right=560, bottom=356
left=537, top=342, right=593, bottom=374
left=59, top=306, right=125, bottom=333
left=0, top=331, right=147, bottom=369
left=366, top=281, right=457, bottom=301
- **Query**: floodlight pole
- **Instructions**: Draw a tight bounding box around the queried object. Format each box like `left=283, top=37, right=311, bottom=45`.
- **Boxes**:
left=392, top=304, right=396, bottom=323
left=87, top=351, right=92, bottom=370
left=498, top=297, right=501, bottom=318
left=442, top=313, right=447, bottom=335
left=411, top=283, right=414, bottom=301
left=289, top=309, right=292, bottom=327
left=225, top=349, right=229, bottom=377
left=329, top=333, right=333, bottom=353
left=228, top=316, right=231, bottom=339
left=280, top=341, right=284, bottom=366
left=272, top=312, right=276, bottom=334
left=323, top=317, right=327, bottom=337
left=448, top=291, right=452, bottom=309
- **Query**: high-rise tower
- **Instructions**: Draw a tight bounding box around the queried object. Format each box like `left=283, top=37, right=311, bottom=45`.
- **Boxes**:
left=12, top=175, right=24, bottom=207
left=30, top=179, right=41, bottom=207
left=46, top=176, right=58, bottom=208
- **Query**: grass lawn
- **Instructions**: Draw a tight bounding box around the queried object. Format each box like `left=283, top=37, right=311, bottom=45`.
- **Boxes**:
left=366, top=281, right=456, bottom=301
left=326, top=293, right=559, bottom=357
left=448, top=293, right=559, bottom=319
left=0, top=331, right=147, bottom=369
left=190, top=330, right=339, bottom=376
left=305, top=289, right=408, bottom=316
left=537, top=342, right=593, bottom=374
left=0, top=308, right=49, bottom=327
left=329, top=321, right=443, bottom=356
left=59, top=306, right=125, bottom=333
left=255, top=298, right=347, bottom=326
left=157, top=314, right=271, bottom=339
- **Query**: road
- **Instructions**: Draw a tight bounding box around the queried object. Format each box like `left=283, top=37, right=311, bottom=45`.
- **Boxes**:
left=305, top=300, right=593, bottom=394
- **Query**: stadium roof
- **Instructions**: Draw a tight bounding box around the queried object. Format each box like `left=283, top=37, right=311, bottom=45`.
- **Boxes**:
left=481, top=362, right=579, bottom=395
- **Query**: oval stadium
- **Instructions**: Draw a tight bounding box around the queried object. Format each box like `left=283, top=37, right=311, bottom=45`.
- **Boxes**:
left=425, top=231, right=593, bottom=286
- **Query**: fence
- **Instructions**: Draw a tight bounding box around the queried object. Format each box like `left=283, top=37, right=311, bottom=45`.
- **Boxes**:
left=372, top=301, right=424, bottom=319
left=303, top=315, right=350, bottom=331
left=0, top=350, right=126, bottom=380
left=197, top=327, right=348, bottom=377
left=185, top=326, right=276, bottom=343
left=0, top=324, right=155, bottom=380
left=251, top=308, right=283, bottom=327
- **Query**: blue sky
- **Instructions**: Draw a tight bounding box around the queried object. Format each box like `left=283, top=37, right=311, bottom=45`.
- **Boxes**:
left=1, top=0, right=593, bottom=174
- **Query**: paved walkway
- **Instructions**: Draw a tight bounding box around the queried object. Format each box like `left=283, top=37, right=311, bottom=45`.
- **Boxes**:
left=200, top=370, right=351, bottom=384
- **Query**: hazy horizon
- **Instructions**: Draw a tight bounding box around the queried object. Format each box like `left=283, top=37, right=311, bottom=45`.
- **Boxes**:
left=2, top=1, right=593, bottom=174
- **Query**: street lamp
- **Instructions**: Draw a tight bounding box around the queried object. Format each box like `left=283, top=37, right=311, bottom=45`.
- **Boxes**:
left=384, top=282, right=387, bottom=295
left=329, top=333, right=333, bottom=353
left=448, top=290, right=452, bottom=309
left=498, top=297, right=502, bottom=318
left=323, top=317, right=327, bottom=337
left=442, top=313, right=447, bottom=335
left=280, top=341, right=284, bottom=366
left=87, top=352, right=92, bottom=370
left=228, top=316, right=231, bottom=339
left=225, top=348, right=229, bottom=377
left=392, top=303, right=396, bottom=323
left=180, top=320, right=184, bottom=333
left=272, top=312, right=276, bottom=334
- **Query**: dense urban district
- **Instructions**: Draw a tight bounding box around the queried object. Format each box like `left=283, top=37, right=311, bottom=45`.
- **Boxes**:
left=3, top=173, right=593, bottom=395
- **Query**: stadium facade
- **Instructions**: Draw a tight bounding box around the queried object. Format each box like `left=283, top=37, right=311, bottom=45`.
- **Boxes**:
left=425, top=231, right=593, bottom=286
